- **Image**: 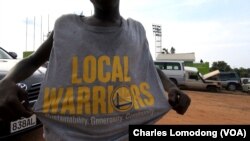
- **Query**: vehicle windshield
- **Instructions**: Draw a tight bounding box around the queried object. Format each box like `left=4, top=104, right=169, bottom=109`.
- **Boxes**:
left=0, top=48, right=13, bottom=59
left=198, top=72, right=203, bottom=78
left=197, top=72, right=206, bottom=82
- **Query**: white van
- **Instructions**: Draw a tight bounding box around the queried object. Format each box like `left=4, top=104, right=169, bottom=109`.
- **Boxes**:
left=154, top=61, right=185, bottom=86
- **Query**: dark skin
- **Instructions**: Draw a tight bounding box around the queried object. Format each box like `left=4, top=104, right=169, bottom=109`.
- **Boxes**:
left=156, top=68, right=191, bottom=115
left=0, top=0, right=190, bottom=122
left=0, top=32, right=53, bottom=121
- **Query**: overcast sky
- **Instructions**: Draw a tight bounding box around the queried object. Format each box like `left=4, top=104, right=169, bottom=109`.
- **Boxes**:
left=0, top=0, right=250, bottom=68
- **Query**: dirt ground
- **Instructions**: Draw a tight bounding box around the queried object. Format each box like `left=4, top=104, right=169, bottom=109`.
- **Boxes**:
left=11, top=90, right=250, bottom=141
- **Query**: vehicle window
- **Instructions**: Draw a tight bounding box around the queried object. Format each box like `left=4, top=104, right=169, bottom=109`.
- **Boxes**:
left=220, top=73, right=238, bottom=80
left=189, top=72, right=198, bottom=80
left=181, top=62, right=185, bottom=70
left=154, top=62, right=165, bottom=69
left=228, top=73, right=236, bottom=78
left=0, top=48, right=13, bottom=59
left=166, top=66, right=172, bottom=70
left=166, top=62, right=181, bottom=70
left=154, top=62, right=182, bottom=71
left=173, top=66, right=179, bottom=70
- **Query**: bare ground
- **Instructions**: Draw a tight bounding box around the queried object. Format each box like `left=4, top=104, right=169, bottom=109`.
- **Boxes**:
left=156, top=90, right=250, bottom=125
left=11, top=90, right=250, bottom=141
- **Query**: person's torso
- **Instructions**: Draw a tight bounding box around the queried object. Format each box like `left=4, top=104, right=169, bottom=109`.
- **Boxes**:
left=34, top=14, right=171, bottom=141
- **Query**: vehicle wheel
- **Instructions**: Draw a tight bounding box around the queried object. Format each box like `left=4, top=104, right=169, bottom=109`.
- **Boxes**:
left=227, top=83, right=236, bottom=91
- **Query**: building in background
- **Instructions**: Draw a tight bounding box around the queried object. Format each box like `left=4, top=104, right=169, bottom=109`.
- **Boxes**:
left=156, top=52, right=209, bottom=74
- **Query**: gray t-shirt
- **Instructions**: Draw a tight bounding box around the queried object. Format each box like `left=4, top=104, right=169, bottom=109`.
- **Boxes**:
left=34, top=14, right=171, bottom=141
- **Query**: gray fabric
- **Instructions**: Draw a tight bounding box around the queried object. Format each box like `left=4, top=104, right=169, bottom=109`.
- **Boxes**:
left=34, top=14, right=171, bottom=141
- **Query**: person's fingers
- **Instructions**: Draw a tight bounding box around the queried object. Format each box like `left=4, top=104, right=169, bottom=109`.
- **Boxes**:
left=17, top=86, right=28, bottom=101
left=0, top=81, right=32, bottom=121
left=9, top=99, right=33, bottom=119
left=173, top=94, right=191, bottom=115
left=168, top=88, right=182, bottom=107
left=17, top=87, right=33, bottom=112
left=5, top=87, right=34, bottom=119
left=167, top=88, right=191, bottom=115
left=180, top=96, right=191, bottom=114
left=168, top=91, right=179, bottom=107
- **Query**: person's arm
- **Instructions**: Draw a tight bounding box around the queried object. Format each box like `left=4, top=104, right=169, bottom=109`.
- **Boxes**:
left=4, top=31, right=53, bottom=82
left=156, top=67, right=177, bottom=91
left=156, top=68, right=191, bottom=115
left=0, top=32, right=54, bottom=121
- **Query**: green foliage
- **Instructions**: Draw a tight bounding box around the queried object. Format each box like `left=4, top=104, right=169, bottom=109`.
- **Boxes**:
left=23, top=51, right=34, bottom=58
left=210, top=61, right=232, bottom=72
left=185, top=62, right=209, bottom=74
left=210, top=61, right=250, bottom=77
left=233, top=68, right=250, bottom=77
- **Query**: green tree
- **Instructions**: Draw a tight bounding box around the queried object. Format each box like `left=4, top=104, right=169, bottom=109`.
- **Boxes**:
left=162, top=48, right=169, bottom=54
left=210, top=61, right=232, bottom=72
left=233, top=67, right=250, bottom=77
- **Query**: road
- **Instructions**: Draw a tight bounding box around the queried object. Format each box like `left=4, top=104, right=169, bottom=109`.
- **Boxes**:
left=10, top=90, right=250, bottom=141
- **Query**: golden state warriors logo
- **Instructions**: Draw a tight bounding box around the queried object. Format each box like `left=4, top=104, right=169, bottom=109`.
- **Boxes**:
left=111, top=86, right=133, bottom=112
left=42, top=55, right=155, bottom=115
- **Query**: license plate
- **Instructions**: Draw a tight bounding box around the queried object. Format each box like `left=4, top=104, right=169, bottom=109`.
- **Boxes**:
left=10, top=114, right=37, bottom=133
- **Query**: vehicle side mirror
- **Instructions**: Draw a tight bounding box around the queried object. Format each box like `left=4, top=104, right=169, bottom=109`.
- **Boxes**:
left=8, top=52, right=17, bottom=59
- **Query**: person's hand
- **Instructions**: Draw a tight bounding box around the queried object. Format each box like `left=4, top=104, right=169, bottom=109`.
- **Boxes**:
left=168, top=88, right=191, bottom=115
left=0, top=79, right=33, bottom=122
